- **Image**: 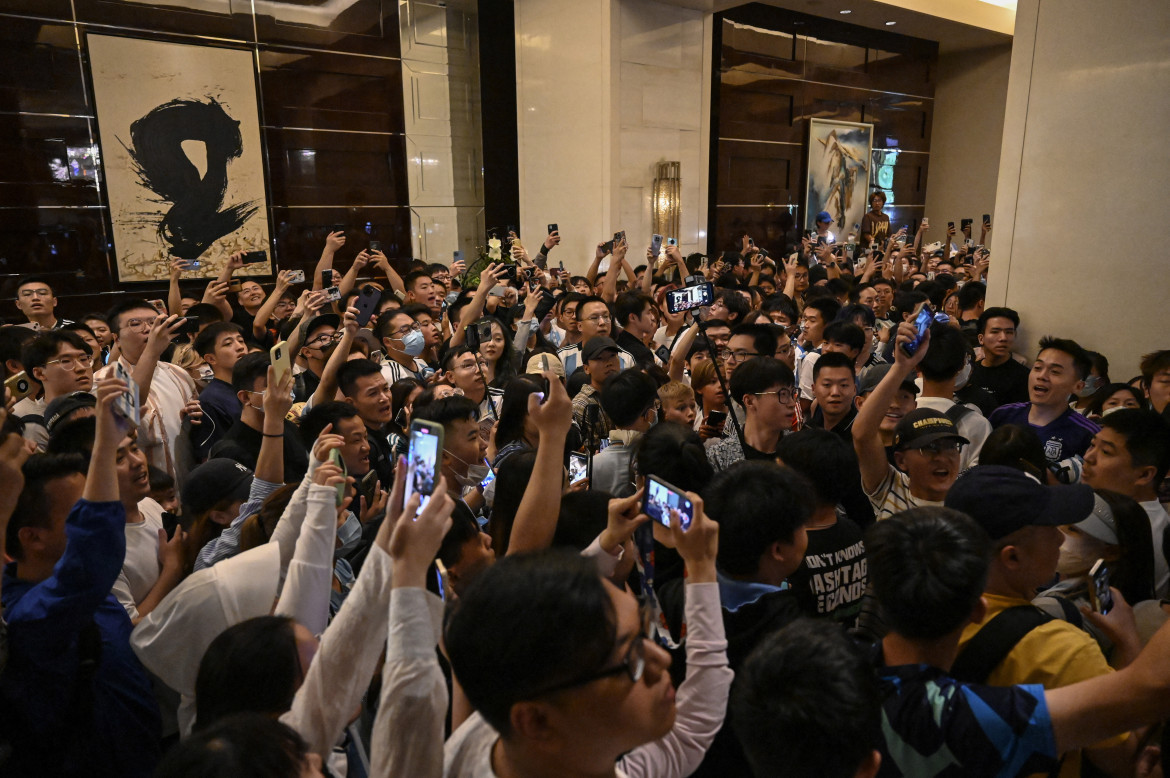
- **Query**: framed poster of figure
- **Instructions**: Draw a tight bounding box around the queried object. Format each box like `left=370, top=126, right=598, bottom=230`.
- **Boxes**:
left=88, top=34, right=272, bottom=282
left=803, top=118, right=873, bottom=238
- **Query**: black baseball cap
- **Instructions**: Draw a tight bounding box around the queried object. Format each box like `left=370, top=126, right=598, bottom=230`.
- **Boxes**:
left=893, top=408, right=969, bottom=451
left=945, top=465, right=1095, bottom=540
left=581, top=336, right=620, bottom=363
left=182, top=458, right=253, bottom=517
left=44, top=392, right=96, bottom=435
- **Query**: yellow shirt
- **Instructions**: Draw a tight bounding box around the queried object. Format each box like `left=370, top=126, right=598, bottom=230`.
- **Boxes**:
left=958, top=592, right=1125, bottom=777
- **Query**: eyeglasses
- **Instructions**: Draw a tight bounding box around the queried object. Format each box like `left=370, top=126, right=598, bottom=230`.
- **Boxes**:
left=306, top=332, right=343, bottom=348
left=914, top=440, right=964, bottom=456
left=18, top=288, right=52, bottom=298
left=583, top=313, right=611, bottom=324
left=530, top=598, right=651, bottom=698
left=753, top=387, right=797, bottom=405
left=46, top=354, right=93, bottom=370
left=392, top=322, right=422, bottom=339
left=121, top=317, right=158, bottom=332
left=718, top=348, right=760, bottom=363
left=455, top=359, right=488, bottom=371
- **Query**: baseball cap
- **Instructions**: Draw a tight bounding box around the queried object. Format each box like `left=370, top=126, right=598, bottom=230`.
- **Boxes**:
left=44, top=391, right=96, bottom=435
left=892, top=408, right=970, bottom=451
left=815, top=211, right=833, bottom=224
left=858, top=363, right=919, bottom=397
left=302, top=313, right=340, bottom=342
left=526, top=352, right=566, bottom=379
left=581, top=336, right=620, bottom=363
left=945, top=465, right=1095, bottom=540
left=182, top=458, right=253, bottom=517
left=1072, top=493, right=1119, bottom=545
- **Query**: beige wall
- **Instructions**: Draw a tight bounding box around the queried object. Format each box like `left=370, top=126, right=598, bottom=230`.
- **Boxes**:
left=923, top=43, right=1012, bottom=242
left=987, top=0, right=1170, bottom=379
left=514, top=0, right=710, bottom=273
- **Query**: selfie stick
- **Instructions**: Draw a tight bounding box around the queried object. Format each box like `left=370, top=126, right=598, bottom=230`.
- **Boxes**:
left=693, top=315, right=745, bottom=449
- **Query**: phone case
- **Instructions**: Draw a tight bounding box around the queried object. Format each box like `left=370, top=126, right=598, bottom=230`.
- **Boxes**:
left=270, top=341, right=292, bottom=386
left=353, top=286, right=383, bottom=327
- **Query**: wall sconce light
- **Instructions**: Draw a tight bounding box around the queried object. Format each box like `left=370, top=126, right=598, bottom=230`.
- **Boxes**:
left=652, top=161, right=681, bottom=240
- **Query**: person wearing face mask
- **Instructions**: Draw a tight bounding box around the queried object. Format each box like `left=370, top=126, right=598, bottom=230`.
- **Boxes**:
left=1071, top=351, right=1110, bottom=416
left=413, top=395, right=492, bottom=522
left=1034, top=490, right=1156, bottom=654
left=592, top=369, right=660, bottom=498
left=376, top=309, right=428, bottom=384
left=914, top=323, right=991, bottom=471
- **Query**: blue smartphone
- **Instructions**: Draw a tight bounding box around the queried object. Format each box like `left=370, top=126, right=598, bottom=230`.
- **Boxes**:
left=902, top=302, right=933, bottom=357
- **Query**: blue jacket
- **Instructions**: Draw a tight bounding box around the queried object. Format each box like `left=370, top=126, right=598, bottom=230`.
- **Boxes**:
left=0, top=499, right=160, bottom=777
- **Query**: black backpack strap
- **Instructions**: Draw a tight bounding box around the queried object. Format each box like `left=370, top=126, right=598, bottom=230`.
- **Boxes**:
left=1052, top=596, right=1084, bottom=630
left=944, top=403, right=975, bottom=425
left=949, top=606, right=1053, bottom=684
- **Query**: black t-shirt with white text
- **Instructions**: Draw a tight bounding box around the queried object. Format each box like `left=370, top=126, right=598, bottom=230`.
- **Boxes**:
left=787, top=516, right=867, bottom=626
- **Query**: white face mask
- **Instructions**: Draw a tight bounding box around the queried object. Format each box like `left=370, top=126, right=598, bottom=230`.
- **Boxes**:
left=446, top=449, right=491, bottom=489
left=1055, top=531, right=1103, bottom=577
left=335, top=511, right=363, bottom=558
left=1077, top=375, right=1104, bottom=398
left=954, top=360, right=972, bottom=390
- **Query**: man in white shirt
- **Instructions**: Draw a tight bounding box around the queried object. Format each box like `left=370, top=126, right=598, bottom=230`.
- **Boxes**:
left=96, top=299, right=199, bottom=479
left=914, top=323, right=990, bottom=471
left=19, top=330, right=94, bottom=449
left=110, top=428, right=186, bottom=624
left=1081, top=408, right=1170, bottom=597
left=556, top=296, right=634, bottom=378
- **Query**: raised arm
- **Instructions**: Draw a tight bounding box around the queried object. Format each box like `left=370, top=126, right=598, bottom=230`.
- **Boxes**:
left=782, top=255, right=800, bottom=301
left=586, top=242, right=607, bottom=285
left=309, top=307, right=357, bottom=408
left=216, top=251, right=244, bottom=285
left=257, top=364, right=293, bottom=482
left=668, top=322, right=700, bottom=383
left=854, top=323, right=929, bottom=493
left=252, top=270, right=294, bottom=342
left=338, top=251, right=372, bottom=301
left=505, top=372, right=573, bottom=554
left=132, top=314, right=184, bottom=408
left=450, top=263, right=502, bottom=348
left=601, top=238, right=627, bottom=304
left=312, top=231, right=346, bottom=292
left=85, top=377, right=128, bottom=503
left=167, top=258, right=187, bottom=319
left=369, top=250, right=405, bottom=296
left=201, top=279, right=233, bottom=320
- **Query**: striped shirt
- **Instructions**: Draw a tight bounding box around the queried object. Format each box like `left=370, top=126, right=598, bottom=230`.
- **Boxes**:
left=865, top=465, right=942, bottom=522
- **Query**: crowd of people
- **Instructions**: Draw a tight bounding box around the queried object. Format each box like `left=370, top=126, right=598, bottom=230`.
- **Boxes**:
left=2, top=201, right=1170, bottom=777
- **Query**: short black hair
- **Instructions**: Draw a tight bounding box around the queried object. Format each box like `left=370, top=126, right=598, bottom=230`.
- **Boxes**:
left=0, top=325, right=36, bottom=368
left=614, top=291, right=653, bottom=329
left=148, top=465, right=174, bottom=492
left=193, top=322, right=244, bottom=359
left=978, top=424, right=1049, bottom=482
left=632, top=421, right=714, bottom=495
left=822, top=321, right=864, bottom=354
left=866, top=507, right=991, bottom=640
left=733, top=618, right=881, bottom=778
left=157, top=714, right=309, bottom=778
left=728, top=357, right=795, bottom=407
left=977, top=306, right=1020, bottom=334
left=194, top=616, right=299, bottom=730
left=716, top=288, right=750, bottom=324
left=599, top=368, right=658, bottom=428
left=761, top=294, right=799, bottom=324
left=403, top=270, right=433, bottom=293
left=441, top=344, right=477, bottom=373
left=729, top=323, right=778, bottom=362
left=1098, top=409, right=1170, bottom=486
left=870, top=276, right=894, bottom=291
left=21, top=330, right=90, bottom=373
left=706, top=460, right=814, bottom=577
left=337, top=359, right=383, bottom=399
left=444, top=550, right=616, bottom=737
left=956, top=281, right=986, bottom=311
left=298, top=401, right=362, bottom=448
left=811, top=350, right=856, bottom=382
left=15, top=274, right=54, bottom=296
left=46, top=417, right=96, bottom=460
left=8, top=453, right=86, bottom=559
left=919, top=322, right=971, bottom=382
left=186, top=303, right=226, bottom=326
left=777, top=428, right=858, bottom=507
left=574, top=295, right=609, bottom=321
left=803, top=296, right=841, bottom=324
left=836, top=302, right=876, bottom=329
left=106, top=298, right=158, bottom=333
left=413, top=395, right=479, bottom=436
left=374, top=306, right=416, bottom=342
left=1037, top=335, right=1092, bottom=380
left=231, top=352, right=270, bottom=394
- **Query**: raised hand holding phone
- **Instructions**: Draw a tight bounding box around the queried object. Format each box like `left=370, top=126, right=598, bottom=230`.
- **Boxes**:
left=389, top=473, right=455, bottom=590
left=599, top=488, right=650, bottom=556
left=311, top=422, right=346, bottom=468
left=663, top=490, right=717, bottom=583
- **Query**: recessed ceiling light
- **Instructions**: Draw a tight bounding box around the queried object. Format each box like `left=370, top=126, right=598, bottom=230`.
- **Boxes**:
left=839, top=9, right=852, bottom=13
left=885, top=20, right=897, bottom=25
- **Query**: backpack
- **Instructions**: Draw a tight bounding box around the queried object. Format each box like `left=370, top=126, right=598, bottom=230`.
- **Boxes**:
left=948, top=601, right=1081, bottom=684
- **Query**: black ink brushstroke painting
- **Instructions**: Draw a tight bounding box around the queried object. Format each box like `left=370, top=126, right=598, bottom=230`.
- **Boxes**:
left=87, top=34, right=271, bottom=282
left=126, top=98, right=260, bottom=260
